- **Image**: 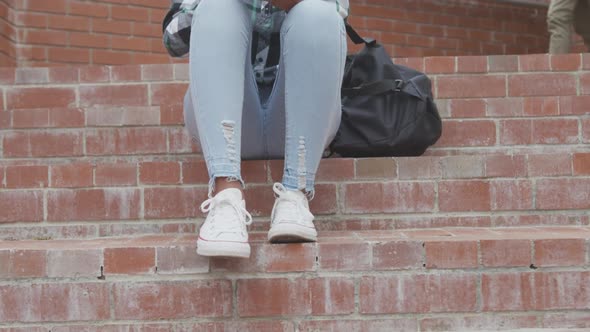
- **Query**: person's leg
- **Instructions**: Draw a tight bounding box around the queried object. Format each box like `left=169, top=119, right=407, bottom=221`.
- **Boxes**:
left=548, top=0, right=579, bottom=54
left=184, top=56, right=267, bottom=193
left=574, top=0, right=590, bottom=51
left=185, top=0, right=264, bottom=258
left=266, top=0, right=346, bottom=195
left=264, top=0, right=347, bottom=242
left=184, top=66, right=265, bottom=194
left=187, top=0, right=256, bottom=197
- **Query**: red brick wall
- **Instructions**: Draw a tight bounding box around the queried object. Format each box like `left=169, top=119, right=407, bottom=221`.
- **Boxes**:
left=0, top=0, right=15, bottom=66
left=0, top=53, right=588, bottom=236
left=348, top=0, right=550, bottom=57
left=0, top=0, right=170, bottom=67
left=0, top=0, right=583, bottom=67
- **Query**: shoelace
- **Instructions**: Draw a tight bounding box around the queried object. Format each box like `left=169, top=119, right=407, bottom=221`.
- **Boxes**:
left=271, top=183, right=302, bottom=223
left=200, top=196, right=253, bottom=228
left=273, top=182, right=287, bottom=196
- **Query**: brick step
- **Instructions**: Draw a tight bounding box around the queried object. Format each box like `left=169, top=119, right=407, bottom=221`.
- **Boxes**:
left=1, top=120, right=588, bottom=159
left=1, top=54, right=589, bottom=160
left=0, top=97, right=588, bottom=156
left=1, top=227, right=590, bottom=330
left=0, top=154, right=589, bottom=239
left=2, top=124, right=589, bottom=159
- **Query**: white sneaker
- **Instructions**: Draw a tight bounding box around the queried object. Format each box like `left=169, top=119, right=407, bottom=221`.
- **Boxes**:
left=268, top=183, right=317, bottom=243
left=196, top=188, right=252, bottom=258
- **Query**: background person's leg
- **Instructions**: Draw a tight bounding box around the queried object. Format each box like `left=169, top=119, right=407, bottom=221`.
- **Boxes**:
left=574, top=0, right=590, bottom=51
left=265, top=0, right=347, bottom=196
left=548, top=0, right=579, bottom=53
left=186, top=0, right=254, bottom=196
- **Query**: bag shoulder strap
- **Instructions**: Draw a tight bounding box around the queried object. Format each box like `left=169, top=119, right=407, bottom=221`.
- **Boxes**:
left=344, top=23, right=410, bottom=97
left=345, top=23, right=376, bottom=46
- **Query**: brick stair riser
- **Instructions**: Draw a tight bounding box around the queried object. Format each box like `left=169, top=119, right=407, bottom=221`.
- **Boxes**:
left=1, top=55, right=589, bottom=160
left=1, top=152, right=589, bottom=239
left=2, top=230, right=590, bottom=276
left=0, top=228, right=589, bottom=330
left=0, top=272, right=589, bottom=327
left=0, top=174, right=588, bottom=220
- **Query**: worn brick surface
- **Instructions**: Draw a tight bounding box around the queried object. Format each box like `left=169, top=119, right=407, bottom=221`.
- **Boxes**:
left=7, top=87, right=76, bottom=109
left=95, top=163, right=137, bottom=186
left=47, top=249, right=102, bottom=278
left=0, top=250, right=46, bottom=278
left=344, top=182, right=436, bottom=213
left=104, top=247, right=155, bottom=274
left=47, top=188, right=141, bottom=221
left=372, top=241, right=425, bottom=270
left=360, top=274, right=478, bottom=314
left=299, top=319, right=418, bottom=332
left=318, top=242, right=371, bottom=271
left=537, top=179, right=590, bottom=210
left=482, top=272, right=535, bottom=311
left=420, top=315, right=537, bottom=331
left=50, top=163, right=94, bottom=188
left=112, top=281, right=232, bottom=319
left=0, top=283, right=110, bottom=322
left=3, top=131, right=84, bottom=158
left=5, top=165, right=48, bottom=189
left=490, top=180, right=534, bottom=211
left=425, top=241, right=478, bottom=269
left=535, top=272, right=590, bottom=310
left=237, top=278, right=354, bottom=317
left=139, top=161, right=181, bottom=185
left=0, top=191, right=44, bottom=223
left=481, top=239, right=532, bottom=267
left=534, top=239, right=587, bottom=267
left=355, top=158, right=397, bottom=179
left=541, top=312, right=590, bottom=328
left=439, top=180, right=490, bottom=212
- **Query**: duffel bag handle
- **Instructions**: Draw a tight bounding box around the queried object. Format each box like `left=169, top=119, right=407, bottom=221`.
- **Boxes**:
left=342, top=79, right=405, bottom=97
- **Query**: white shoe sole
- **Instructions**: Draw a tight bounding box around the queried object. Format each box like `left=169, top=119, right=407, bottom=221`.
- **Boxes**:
left=196, top=239, right=251, bottom=258
left=268, top=222, right=318, bottom=243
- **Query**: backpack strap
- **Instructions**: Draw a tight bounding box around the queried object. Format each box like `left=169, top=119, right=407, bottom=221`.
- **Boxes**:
left=162, top=3, right=182, bottom=33
left=251, top=31, right=259, bottom=65
left=266, top=32, right=281, bottom=67
left=251, top=32, right=280, bottom=67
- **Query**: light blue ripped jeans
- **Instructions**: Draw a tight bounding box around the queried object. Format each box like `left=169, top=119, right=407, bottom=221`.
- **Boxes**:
left=183, top=0, right=347, bottom=197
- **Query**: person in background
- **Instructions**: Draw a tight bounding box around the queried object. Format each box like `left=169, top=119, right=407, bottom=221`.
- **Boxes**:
left=183, top=0, right=349, bottom=258
left=547, top=0, right=590, bottom=53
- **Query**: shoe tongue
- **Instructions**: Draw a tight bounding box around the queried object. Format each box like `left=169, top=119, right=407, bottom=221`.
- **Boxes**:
left=282, top=189, right=306, bottom=202
left=215, top=188, right=243, bottom=202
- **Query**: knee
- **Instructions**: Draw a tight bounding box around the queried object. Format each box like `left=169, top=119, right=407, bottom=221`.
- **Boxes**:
left=199, top=0, right=236, bottom=12
left=284, top=0, right=342, bottom=32
left=192, top=0, right=244, bottom=26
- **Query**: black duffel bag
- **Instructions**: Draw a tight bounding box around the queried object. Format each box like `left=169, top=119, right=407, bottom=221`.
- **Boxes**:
left=330, top=24, right=443, bottom=158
